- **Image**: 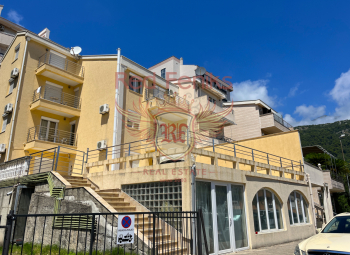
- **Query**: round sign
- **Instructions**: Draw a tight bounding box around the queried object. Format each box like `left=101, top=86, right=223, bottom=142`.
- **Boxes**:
left=122, top=216, right=132, bottom=228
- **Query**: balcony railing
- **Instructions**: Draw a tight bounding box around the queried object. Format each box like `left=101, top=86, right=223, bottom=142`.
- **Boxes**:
left=38, top=52, right=85, bottom=78
left=273, top=113, right=293, bottom=129
left=32, top=86, right=81, bottom=109
left=27, top=126, right=77, bottom=146
left=145, top=88, right=190, bottom=111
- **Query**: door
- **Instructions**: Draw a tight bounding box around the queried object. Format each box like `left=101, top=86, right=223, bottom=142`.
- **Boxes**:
left=39, top=119, right=58, bottom=142
left=70, top=123, right=76, bottom=146
left=44, top=84, right=62, bottom=104
left=49, top=51, right=66, bottom=70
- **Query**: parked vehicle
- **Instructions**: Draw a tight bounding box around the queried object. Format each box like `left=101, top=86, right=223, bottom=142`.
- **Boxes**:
left=294, top=213, right=350, bottom=255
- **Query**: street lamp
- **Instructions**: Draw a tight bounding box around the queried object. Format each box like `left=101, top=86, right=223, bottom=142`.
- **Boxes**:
left=339, top=134, right=346, bottom=161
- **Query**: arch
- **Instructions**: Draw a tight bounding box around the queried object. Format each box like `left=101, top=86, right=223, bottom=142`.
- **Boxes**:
left=287, top=190, right=310, bottom=225
left=252, top=188, right=284, bottom=233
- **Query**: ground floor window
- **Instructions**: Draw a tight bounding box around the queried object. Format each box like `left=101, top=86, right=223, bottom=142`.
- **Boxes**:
left=252, top=188, right=283, bottom=233
left=288, top=191, right=309, bottom=225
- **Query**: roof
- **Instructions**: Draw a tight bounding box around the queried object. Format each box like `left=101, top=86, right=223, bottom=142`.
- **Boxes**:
left=302, top=145, right=336, bottom=159
left=148, top=56, right=180, bottom=70
left=0, top=16, right=26, bottom=32
left=224, top=99, right=277, bottom=114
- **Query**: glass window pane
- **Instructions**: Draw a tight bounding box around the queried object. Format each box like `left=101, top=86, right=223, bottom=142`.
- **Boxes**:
left=252, top=195, right=260, bottom=232
left=302, top=198, right=309, bottom=223
left=296, top=193, right=304, bottom=223
left=290, top=192, right=299, bottom=223
left=215, top=185, right=230, bottom=251
left=195, top=182, right=214, bottom=254
left=287, top=198, right=293, bottom=225
left=274, top=197, right=283, bottom=229
left=231, top=185, right=248, bottom=249
left=265, top=190, right=276, bottom=229
left=258, top=190, right=268, bottom=230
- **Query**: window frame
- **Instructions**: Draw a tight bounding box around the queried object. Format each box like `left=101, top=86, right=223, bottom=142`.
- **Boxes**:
left=253, top=188, right=284, bottom=233
left=126, top=110, right=140, bottom=130
left=129, top=75, right=143, bottom=95
left=161, top=68, right=166, bottom=79
left=288, top=191, right=309, bottom=225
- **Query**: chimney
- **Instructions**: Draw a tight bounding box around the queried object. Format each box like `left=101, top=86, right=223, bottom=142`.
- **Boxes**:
left=180, top=57, right=183, bottom=65
left=38, top=28, right=50, bottom=39
left=0, top=5, right=4, bottom=16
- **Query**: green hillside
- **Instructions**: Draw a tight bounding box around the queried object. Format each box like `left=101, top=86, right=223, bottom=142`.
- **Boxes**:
left=295, top=120, right=350, bottom=161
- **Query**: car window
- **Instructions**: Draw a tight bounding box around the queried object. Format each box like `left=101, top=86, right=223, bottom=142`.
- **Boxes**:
left=322, top=216, right=350, bottom=234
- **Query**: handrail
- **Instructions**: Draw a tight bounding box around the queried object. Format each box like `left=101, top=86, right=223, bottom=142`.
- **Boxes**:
left=27, top=126, right=77, bottom=146
left=37, top=52, right=85, bottom=78
left=32, top=86, right=81, bottom=109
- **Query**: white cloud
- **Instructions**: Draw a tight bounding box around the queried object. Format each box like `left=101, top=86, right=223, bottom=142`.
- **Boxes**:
left=231, top=79, right=276, bottom=107
left=288, top=83, right=300, bottom=97
left=7, top=10, right=23, bottom=25
left=286, top=69, right=350, bottom=126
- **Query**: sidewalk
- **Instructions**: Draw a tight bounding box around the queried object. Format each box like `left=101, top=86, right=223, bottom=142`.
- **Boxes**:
left=233, top=240, right=300, bottom=255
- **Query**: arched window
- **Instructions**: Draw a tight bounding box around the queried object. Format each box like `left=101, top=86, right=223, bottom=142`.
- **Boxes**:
left=252, top=189, right=283, bottom=233
left=287, top=191, right=309, bottom=225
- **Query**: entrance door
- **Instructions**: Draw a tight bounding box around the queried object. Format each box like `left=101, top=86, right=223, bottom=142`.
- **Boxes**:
left=70, top=123, right=76, bottom=146
left=39, top=119, right=58, bottom=142
left=209, top=183, right=249, bottom=254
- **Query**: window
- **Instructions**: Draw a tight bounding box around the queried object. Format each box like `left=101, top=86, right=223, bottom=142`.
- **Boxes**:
left=14, top=44, right=20, bottom=61
left=126, top=110, right=140, bottom=129
left=322, top=216, right=350, bottom=234
left=161, top=68, right=166, bottom=79
left=208, top=97, right=216, bottom=104
left=129, top=76, right=143, bottom=95
left=252, top=188, right=284, bottom=232
left=8, top=79, right=15, bottom=94
left=288, top=191, right=309, bottom=225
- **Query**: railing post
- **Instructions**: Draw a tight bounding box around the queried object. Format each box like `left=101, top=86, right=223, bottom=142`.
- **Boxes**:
left=152, top=213, right=156, bottom=255
left=2, top=210, right=14, bottom=255
left=44, top=52, right=48, bottom=65
left=39, top=151, right=43, bottom=173
left=197, top=211, right=202, bottom=255
left=54, top=146, right=60, bottom=172
left=212, top=138, right=215, bottom=152
left=89, top=215, right=95, bottom=255
left=33, top=126, right=37, bottom=140
left=267, top=154, right=269, bottom=165
left=280, top=158, right=282, bottom=167
left=86, top=148, right=89, bottom=163
left=291, top=161, right=294, bottom=171
left=105, top=147, right=108, bottom=160
left=252, top=149, right=254, bottom=161
left=234, top=143, right=236, bottom=157
left=81, top=152, right=85, bottom=175
left=52, top=149, right=56, bottom=170
left=128, top=143, right=131, bottom=156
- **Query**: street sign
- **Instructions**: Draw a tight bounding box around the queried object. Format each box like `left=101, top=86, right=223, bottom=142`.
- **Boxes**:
left=117, top=215, right=135, bottom=244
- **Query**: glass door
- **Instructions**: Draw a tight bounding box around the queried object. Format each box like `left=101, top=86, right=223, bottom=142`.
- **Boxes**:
left=39, top=119, right=58, bottom=142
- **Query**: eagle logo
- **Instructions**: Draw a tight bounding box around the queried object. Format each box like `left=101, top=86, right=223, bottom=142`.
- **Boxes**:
left=116, top=92, right=234, bottom=161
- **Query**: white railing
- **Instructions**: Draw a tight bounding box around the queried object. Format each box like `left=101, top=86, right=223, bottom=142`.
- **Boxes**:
left=0, top=157, right=29, bottom=181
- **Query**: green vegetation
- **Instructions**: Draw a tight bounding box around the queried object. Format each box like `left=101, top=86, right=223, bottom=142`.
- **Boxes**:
left=296, top=120, right=350, bottom=161
left=0, top=243, right=138, bottom=255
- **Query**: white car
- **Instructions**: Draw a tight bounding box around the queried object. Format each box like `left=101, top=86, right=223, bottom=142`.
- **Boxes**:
left=294, top=212, right=350, bottom=255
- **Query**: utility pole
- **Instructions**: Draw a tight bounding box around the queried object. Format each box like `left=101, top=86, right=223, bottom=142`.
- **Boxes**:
left=340, top=134, right=346, bottom=161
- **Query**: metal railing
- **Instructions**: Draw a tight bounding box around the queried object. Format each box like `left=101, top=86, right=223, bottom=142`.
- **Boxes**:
left=273, top=113, right=293, bottom=129
left=145, top=88, right=190, bottom=111
left=32, top=86, right=81, bottom=109
left=86, top=131, right=302, bottom=171
left=27, top=126, right=77, bottom=147
left=331, top=171, right=344, bottom=183
left=1, top=210, right=209, bottom=255
left=37, top=52, right=85, bottom=78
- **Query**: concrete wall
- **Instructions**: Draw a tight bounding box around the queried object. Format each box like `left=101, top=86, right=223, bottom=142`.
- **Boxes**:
left=304, top=162, right=324, bottom=187
left=0, top=186, right=13, bottom=246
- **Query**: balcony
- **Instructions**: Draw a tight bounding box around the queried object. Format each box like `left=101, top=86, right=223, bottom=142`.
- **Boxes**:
left=260, top=113, right=293, bottom=133
left=192, top=95, right=235, bottom=126
left=145, top=87, right=190, bottom=113
left=30, top=86, right=81, bottom=118
left=25, top=126, right=77, bottom=151
left=196, top=78, right=227, bottom=99
left=36, top=52, right=84, bottom=86
left=0, top=32, right=14, bottom=47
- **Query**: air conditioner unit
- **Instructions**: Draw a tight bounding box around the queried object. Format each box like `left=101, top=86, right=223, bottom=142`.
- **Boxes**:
left=4, top=103, right=13, bottom=114
left=11, top=68, right=19, bottom=78
left=99, top=104, right=109, bottom=114
left=0, top=144, right=6, bottom=153
left=97, top=140, right=107, bottom=150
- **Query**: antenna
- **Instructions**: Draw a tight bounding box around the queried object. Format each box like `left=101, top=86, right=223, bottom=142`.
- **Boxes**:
left=195, top=66, right=206, bottom=76
left=70, top=46, right=82, bottom=56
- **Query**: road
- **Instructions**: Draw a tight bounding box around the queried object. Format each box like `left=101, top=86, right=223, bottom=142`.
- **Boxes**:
left=233, top=240, right=300, bottom=255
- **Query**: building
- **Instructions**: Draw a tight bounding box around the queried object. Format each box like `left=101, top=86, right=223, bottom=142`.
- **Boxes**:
left=0, top=33, right=316, bottom=254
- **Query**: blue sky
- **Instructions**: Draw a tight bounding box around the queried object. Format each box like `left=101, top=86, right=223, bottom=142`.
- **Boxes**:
left=3, top=0, right=350, bottom=126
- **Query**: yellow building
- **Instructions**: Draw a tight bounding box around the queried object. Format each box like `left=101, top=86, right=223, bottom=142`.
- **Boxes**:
left=0, top=31, right=317, bottom=254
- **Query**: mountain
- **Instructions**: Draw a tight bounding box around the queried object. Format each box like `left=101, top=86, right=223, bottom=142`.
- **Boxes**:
left=295, top=120, right=350, bottom=161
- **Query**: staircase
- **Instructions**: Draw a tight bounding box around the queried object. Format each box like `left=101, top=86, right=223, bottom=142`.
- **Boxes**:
left=63, top=176, right=189, bottom=254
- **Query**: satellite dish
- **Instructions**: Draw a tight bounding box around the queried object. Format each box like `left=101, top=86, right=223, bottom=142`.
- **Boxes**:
left=195, top=66, right=206, bottom=76
left=70, top=46, right=82, bottom=56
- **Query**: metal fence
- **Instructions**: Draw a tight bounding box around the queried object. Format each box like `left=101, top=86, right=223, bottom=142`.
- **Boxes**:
left=27, top=126, right=77, bottom=147
left=38, top=52, right=85, bottom=78
left=86, top=131, right=303, bottom=171
left=32, top=86, right=81, bottom=109
left=273, top=113, right=293, bottom=129
left=1, top=210, right=209, bottom=255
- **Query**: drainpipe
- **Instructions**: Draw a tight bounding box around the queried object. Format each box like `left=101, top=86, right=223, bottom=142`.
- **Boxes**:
left=191, top=155, right=196, bottom=255
left=306, top=173, right=317, bottom=232
left=112, top=48, right=121, bottom=171
left=6, top=35, right=31, bottom=161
